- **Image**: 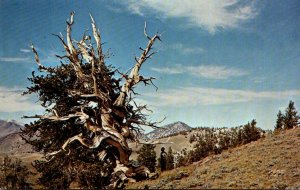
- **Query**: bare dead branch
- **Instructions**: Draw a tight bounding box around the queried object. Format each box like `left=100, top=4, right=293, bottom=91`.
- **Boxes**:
left=30, top=43, right=47, bottom=71
left=145, top=51, right=156, bottom=59
left=90, top=14, right=104, bottom=67
left=65, top=12, right=84, bottom=79
left=23, top=110, right=89, bottom=122
left=140, top=77, right=158, bottom=90
left=115, top=69, right=129, bottom=80
left=55, top=54, right=68, bottom=60
left=51, top=33, right=70, bottom=54
left=134, top=56, right=139, bottom=63
left=114, top=24, right=161, bottom=107
left=77, top=41, right=93, bottom=63
left=143, top=21, right=151, bottom=40
left=68, top=84, right=109, bottom=101
left=126, top=117, right=165, bottom=129
left=66, top=11, right=76, bottom=55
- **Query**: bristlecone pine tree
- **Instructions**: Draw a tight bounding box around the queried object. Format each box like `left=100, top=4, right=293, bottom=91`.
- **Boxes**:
left=20, top=12, right=162, bottom=188
left=284, top=100, right=299, bottom=129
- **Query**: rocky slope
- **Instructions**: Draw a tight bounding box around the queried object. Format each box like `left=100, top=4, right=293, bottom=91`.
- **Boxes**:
left=0, top=119, right=34, bottom=154
left=0, top=132, right=33, bottom=154
left=127, top=128, right=300, bottom=189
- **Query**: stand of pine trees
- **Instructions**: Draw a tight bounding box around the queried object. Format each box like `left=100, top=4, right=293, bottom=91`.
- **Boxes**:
left=177, top=120, right=263, bottom=167
left=137, top=146, right=175, bottom=172
left=124, top=101, right=299, bottom=172
left=275, top=100, right=299, bottom=131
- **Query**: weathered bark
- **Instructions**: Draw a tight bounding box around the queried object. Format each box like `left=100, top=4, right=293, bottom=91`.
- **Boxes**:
left=90, top=14, right=104, bottom=67
left=66, top=12, right=84, bottom=79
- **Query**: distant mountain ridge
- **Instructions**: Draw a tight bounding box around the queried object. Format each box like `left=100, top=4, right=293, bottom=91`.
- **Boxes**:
left=0, top=119, right=192, bottom=140
left=0, top=119, right=31, bottom=154
left=0, top=119, right=192, bottom=153
left=0, top=119, right=23, bottom=138
left=146, top=121, right=192, bottom=140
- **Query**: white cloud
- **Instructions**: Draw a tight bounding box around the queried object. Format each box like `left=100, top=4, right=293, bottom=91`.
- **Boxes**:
left=20, top=48, right=31, bottom=53
left=169, top=43, right=204, bottom=54
left=106, top=5, right=122, bottom=13
left=119, top=0, right=257, bottom=33
left=144, top=87, right=300, bottom=107
left=187, top=65, right=248, bottom=79
left=0, top=86, right=41, bottom=112
left=151, top=64, right=248, bottom=79
left=0, top=57, right=30, bottom=62
left=151, top=67, right=183, bottom=74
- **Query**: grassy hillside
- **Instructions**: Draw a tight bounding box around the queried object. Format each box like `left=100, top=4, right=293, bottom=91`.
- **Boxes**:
left=1, top=128, right=299, bottom=189
left=127, top=128, right=300, bottom=189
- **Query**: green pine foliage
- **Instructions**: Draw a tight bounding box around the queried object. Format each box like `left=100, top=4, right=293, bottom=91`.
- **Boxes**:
left=166, top=147, right=174, bottom=170
left=241, top=119, right=261, bottom=144
left=176, top=154, right=186, bottom=168
left=284, top=100, right=299, bottom=129
left=274, top=100, right=299, bottom=131
left=137, top=144, right=157, bottom=173
left=275, top=110, right=284, bottom=131
left=187, top=131, right=216, bottom=163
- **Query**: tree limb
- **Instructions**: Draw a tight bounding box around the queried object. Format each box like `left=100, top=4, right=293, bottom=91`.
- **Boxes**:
left=66, top=12, right=84, bottom=78
left=90, top=14, right=104, bottom=67
left=114, top=24, right=161, bottom=107
left=23, top=110, right=89, bottom=122
left=30, top=44, right=48, bottom=71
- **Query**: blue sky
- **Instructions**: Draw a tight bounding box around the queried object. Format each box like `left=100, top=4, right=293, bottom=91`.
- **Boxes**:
left=0, top=0, right=299, bottom=131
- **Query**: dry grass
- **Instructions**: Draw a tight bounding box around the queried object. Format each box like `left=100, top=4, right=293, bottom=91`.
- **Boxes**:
left=126, top=128, right=300, bottom=189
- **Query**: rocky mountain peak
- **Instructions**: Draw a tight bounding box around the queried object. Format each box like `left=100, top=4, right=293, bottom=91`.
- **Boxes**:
left=0, top=119, right=22, bottom=138
left=145, top=121, right=192, bottom=140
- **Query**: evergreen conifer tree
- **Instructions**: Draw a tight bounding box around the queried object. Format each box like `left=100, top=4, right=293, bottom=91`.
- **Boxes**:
left=284, top=100, right=299, bottom=129
left=275, top=110, right=284, bottom=131
left=242, top=119, right=260, bottom=144
left=176, top=154, right=186, bottom=168
left=137, top=144, right=157, bottom=173
left=166, top=147, right=174, bottom=170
